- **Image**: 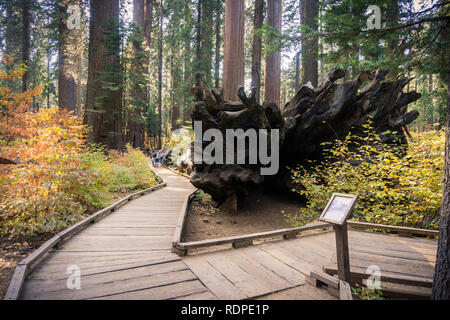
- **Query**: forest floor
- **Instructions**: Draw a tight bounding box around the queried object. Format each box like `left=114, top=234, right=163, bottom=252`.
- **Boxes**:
left=182, top=190, right=312, bottom=242
left=0, top=236, right=50, bottom=299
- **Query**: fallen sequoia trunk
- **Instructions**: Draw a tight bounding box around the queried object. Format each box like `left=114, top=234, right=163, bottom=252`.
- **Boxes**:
left=190, top=69, right=421, bottom=209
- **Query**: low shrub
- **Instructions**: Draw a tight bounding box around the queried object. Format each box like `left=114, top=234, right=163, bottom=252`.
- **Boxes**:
left=291, top=124, right=443, bottom=230
left=0, top=58, right=159, bottom=237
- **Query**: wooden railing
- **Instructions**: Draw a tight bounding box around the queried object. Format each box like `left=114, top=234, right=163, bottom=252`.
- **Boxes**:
left=173, top=223, right=333, bottom=255
left=4, top=174, right=167, bottom=300
left=348, top=221, right=439, bottom=237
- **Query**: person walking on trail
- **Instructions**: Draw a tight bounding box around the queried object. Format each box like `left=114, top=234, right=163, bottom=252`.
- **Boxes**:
left=153, top=150, right=159, bottom=167
left=158, top=150, right=165, bottom=167
left=151, top=150, right=156, bottom=167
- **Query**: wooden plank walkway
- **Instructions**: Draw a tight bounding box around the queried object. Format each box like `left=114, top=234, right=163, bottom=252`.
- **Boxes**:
left=17, top=167, right=438, bottom=300
left=183, top=231, right=437, bottom=299
left=20, top=167, right=215, bottom=300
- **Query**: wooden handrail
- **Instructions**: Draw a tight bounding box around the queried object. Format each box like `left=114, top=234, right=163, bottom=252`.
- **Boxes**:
left=348, top=221, right=438, bottom=237
left=174, top=220, right=438, bottom=254
left=174, top=223, right=333, bottom=251
left=4, top=171, right=167, bottom=301
left=172, top=191, right=196, bottom=247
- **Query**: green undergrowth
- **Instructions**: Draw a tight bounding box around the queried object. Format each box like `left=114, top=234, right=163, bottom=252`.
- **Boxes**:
left=0, top=145, right=159, bottom=237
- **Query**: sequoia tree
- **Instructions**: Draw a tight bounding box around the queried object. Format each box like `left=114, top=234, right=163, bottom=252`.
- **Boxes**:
left=432, top=69, right=450, bottom=300
left=222, top=0, right=245, bottom=101
left=21, top=0, right=31, bottom=92
left=86, top=0, right=123, bottom=150
left=58, top=0, right=82, bottom=113
left=251, top=0, right=264, bottom=103
left=432, top=10, right=450, bottom=300
left=127, top=0, right=146, bottom=149
left=264, top=0, right=282, bottom=106
left=300, top=0, right=318, bottom=87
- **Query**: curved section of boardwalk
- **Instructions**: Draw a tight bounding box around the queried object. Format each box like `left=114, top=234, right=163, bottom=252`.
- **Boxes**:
left=20, top=167, right=214, bottom=300
left=19, top=167, right=438, bottom=300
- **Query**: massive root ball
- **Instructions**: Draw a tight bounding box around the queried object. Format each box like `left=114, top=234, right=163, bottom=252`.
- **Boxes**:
left=190, top=69, right=421, bottom=207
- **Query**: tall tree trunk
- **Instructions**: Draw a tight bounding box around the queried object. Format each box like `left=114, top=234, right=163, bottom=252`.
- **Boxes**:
left=318, top=6, right=324, bottom=80
left=195, top=0, right=202, bottom=86
left=430, top=74, right=436, bottom=129
left=157, top=1, right=163, bottom=149
left=183, top=1, right=192, bottom=125
left=300, top=0, right=318, bottom=87
left=200, top=0, right=214, bottom=88
left=171, top=55, right=181, bottom=129
left=295, top=51, right=300, bottom=91
left=222, top=0, right=245, bottom=101
left=144, top=0, right=153, bottom=59
left=22, top=0, right=31, bottom=92
left=128, top=0, right=146, bottom=149
left=432, top=14, right=450, bottom=298
left=145, top=0, right=153, bottom=108
left=58, top=0, right=83, bottom=113
left=5, top=0, right=19, bottom=66
left=386, top=0, right=399, bottom=75
left=251, top=0, right=264, bottom=103
left=264, top=0, right=282, bottom=106
left=432, top=73, right=450, bottom=300
left=86, top=0, right=123, bottom=150
left=214, top=0, right=223, bottom=88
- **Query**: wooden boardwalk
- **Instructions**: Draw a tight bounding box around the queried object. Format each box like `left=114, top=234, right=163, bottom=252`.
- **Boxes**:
left=184, top=230, right=437, bottom=299
left=20, top=167, right=214, bottom=300
left=17, top=168, right=438, bottom=300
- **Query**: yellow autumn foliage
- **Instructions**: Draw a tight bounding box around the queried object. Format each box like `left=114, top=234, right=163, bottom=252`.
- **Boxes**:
left=291, top=124, right=444, bottom=230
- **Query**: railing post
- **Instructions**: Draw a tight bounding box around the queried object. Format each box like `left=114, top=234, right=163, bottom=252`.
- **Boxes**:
left=334, top=222, right=351, bottom=283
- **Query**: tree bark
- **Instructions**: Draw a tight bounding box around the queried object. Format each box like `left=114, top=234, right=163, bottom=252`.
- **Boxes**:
left=300, top=0, right=318, bottom=87
left=5, top=0, right=20, bottom=67
left=144, top=0, right=153, bottom=55
left=195, top=0, right=202, bottom=86
left=295, top=51, right=300, bottom=91
left=191, top=69, right=420, bottom=204
left=222, top=0, right=245, bottom=101
left=264, top=0, right=282, bottom=106
left=145, top=0, right=153, bottom=104
left=171, top=54, right=181, bottom=129
left=200, top=0, right=214, bottom=88
left=21, top=0, right=31, bottom=92
left=157, top=1, right=163, bottom=149
left=214, top=0, right=223, bottom=88
left=127, top=0, right=146, bottom=149
left=251, top=0, right=264, bottom=103
left=183, top=1, right=192, bottom=125
left=86, top=0, right=123, bottom=150
left=432, top=72, right=450, bottom=300
left=386, top=0, right=400, bottom=75
left=58, top=0, right=83, bottom=113
left=432, top=14, right=450, bottom=295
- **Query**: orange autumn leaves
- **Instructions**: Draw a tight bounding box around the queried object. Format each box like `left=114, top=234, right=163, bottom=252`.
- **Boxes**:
left=0, top=57, right=89, bottom=236
left=0, top=57, right=159, bottom=236
left=0, top=57, right=86, bottom=165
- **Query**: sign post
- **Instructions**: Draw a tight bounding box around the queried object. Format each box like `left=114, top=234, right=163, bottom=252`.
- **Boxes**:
left=319, top=193, right=358, bottom=283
